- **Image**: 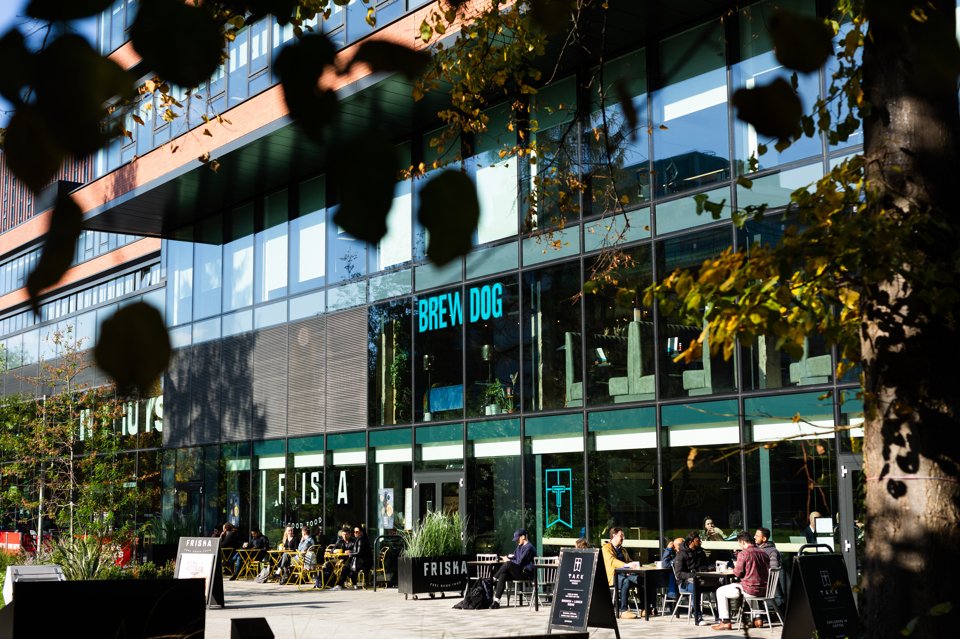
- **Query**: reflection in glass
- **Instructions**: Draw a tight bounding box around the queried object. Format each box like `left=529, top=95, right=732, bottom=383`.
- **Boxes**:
left=328, top=205, right=367, bottom=283
left=223, top=204, right=254, bottom=312
left=586, top=49, right=649, bottom=212
left=525, top=414, right=584, bottom=553
left=290, top=176, right=326, bottom=294
left=743, top=393, right=836, bottom=544
left=414, top=286, right=464, bottom=422
left=253, top=440, right=284, bottom=540
left=465, top=276, right=519, bottom=418
left=734, top=0, right=821, bottom=171
left=369, top=428, right=412, bottom=537
left=327, top=433, right=367, bottom=536
left=522, top=261, right=582, bottom=411
left=255, top=191, right=289, bottom=302
left=530, top=78, right=580, bottom=228
left=584, top=245, right=654, bottom=406
left=166, top=240, right=193, bottom=327
left=657, top=228, right=736, bottom=398
left=288, top=435, right=324, bottom=541
left=653, top=23, right=729, bottom=196
left=467, top=419, right=522, bottom=553
left=661, top=401, right=742, bottom=551
left=588, top=408, right=658, bottom=555
left=368, top=299, right=413, bottom=426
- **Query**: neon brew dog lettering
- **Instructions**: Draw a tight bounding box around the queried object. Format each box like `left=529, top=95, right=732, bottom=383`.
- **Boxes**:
left=418, top=283, right=503, bottom=332
left=421, top=560, right=468, bottom=576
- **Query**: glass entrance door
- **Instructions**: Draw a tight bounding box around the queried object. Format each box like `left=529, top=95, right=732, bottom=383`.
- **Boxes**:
left=174, top=481, right=205, bottom=536
left=414, top=471, right=464, bottom=524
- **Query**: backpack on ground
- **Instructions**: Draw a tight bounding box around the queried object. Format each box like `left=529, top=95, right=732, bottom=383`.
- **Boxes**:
left=453, top=578, right=494, bottom=610
left=255, top=565, right=272, bottom=583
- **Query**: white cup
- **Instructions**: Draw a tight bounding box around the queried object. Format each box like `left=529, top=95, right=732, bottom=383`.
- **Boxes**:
left=655, top=561, right=664, bottom=569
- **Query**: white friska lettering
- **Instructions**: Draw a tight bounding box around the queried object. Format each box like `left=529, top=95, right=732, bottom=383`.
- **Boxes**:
left=184, top=538, right=216, bottom=549
left=421, top=560, right=468, bottom=577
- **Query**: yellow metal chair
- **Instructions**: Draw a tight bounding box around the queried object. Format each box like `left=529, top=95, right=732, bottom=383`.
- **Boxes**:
left=373, top=546, right=390, bottom=589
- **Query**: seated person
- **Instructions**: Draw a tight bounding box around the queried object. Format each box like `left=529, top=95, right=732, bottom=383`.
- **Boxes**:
left=602, top=527, right=645, bottom=619
left=489, top=528, right=535, bottom=609
left=675, top=532, right=718, bottom=627
left=275, top=526, right=298, bottom=581
left=231, top=527, right=269, bottom=580
left=219, top=523, right=240, bottom=575
left=712, top=532, right=770, bottom=631
left=345, top=524, right=373, bottom=588
left=317, top=526, right=353, bottom=589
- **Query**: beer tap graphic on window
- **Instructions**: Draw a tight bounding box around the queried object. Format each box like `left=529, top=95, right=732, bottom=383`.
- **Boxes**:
left=545, top=468, right=573, bottom=529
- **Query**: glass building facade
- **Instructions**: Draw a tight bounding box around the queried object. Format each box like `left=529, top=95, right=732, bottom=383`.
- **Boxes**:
left=0, top=0, right=867, bottom=582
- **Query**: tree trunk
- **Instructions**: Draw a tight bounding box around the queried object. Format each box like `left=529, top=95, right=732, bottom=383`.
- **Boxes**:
left=860, top=1, right=960, bottom=637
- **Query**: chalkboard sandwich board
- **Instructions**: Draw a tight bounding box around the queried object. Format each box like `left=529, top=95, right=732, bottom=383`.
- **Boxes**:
left=546, top=548, right=619, bottom=639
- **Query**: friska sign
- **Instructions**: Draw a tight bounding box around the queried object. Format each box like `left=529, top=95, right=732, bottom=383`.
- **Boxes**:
left=418, top=283, right=504, bottom=332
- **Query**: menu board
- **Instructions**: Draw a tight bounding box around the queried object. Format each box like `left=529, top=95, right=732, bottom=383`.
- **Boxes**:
left=175, top=536, right=225, bottom=607
left=547, top=549, right=618, bottom=639
left=783, top=552, right=858, bottom=639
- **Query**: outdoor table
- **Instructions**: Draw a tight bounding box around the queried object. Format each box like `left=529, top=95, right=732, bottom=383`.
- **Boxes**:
left=234, top=547, right=263, bottom=580
left=317, top=551, right=349, bottom=589
left=614, top=564, right=670, bottom=621
left=267, top=549, right=299, bottom=575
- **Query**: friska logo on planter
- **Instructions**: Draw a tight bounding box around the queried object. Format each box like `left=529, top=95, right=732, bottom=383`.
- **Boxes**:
left=418, top=283, right=503, bottom=332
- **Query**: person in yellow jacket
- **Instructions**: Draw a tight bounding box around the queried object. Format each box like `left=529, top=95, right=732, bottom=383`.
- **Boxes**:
left=602, top=527, right=641, bottom=619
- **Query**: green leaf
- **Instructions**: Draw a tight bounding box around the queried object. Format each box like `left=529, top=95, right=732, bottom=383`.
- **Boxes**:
left=736, top=176, right=754, bottom=189
left=348, top=40, right=431, bottom=80
left=26, top=194, right=83, bottom=314
left=131, top=0, right=223, bottom=88
left=332, top=131, right=397, bottom=244
left=419, top=19, right=433, bottom=42
left=3, top=107, right=65, bottom=192
left=732, top=78, right=802, bottom=141
left=94, top=302, right=171, bottom=397
left=769, top=10, right=833, bottom=73
left=0, top=29, right=31, bottom=106
left=417, top=170, right=480, bottom=266
left=26, top=0, right=113, bottom=21
left=275, top=33, right=338, bottom=143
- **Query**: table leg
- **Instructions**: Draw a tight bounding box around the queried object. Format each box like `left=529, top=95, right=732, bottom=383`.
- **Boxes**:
left=642, top=572, right=649, bottom=621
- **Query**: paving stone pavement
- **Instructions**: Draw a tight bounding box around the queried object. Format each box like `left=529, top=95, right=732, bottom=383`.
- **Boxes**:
left=206, top=581, right=784, bottom=639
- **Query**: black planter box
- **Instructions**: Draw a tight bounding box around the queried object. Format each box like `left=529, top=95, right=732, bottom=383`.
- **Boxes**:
left=397, top=555, right=470, bottom=597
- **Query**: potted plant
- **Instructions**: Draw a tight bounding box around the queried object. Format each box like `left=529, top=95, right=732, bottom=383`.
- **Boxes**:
left=397, top=511, right=469, bottom=599
left=484, top=379, right=513, bottom=415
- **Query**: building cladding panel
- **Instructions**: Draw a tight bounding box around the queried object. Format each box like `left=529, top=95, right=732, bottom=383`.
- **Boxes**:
left=162, top=348, right=192, bottom=448
left=287, top=316, right=326, bottom=437
left=325, top=307, right=368, bottom=432
left=252, top=325, right=289, bottom=440
left=220, top=334, right=254, bottom=442
left=190, top=340, right=222, bottom=444
left=0, top=152, right=92, bottom=233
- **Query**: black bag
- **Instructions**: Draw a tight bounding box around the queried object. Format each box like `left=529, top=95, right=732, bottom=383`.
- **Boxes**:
left=454, top=578, right=494, bottom=610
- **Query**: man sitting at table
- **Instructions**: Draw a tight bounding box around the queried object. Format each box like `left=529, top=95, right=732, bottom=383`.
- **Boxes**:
left=675, top=532, right=716, bottom=626
left=317, top=526, right=353, bottom=589
left=489, top=528, right=535, bottom=609
left=711, top=532, right=770, bottom=631
left=232, top=527, right=269, bottom=580
left=602, top=527, right=642, bottom=619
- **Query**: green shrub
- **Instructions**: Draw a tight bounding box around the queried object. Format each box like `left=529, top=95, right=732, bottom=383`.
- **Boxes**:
left=97, top=563, right=132, bottom=580
left=401, top=511, right=468, bottom=557
left=50, top=535, right=116, bottom=581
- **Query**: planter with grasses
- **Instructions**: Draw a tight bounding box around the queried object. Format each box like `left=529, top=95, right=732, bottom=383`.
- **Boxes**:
left=397, top=511, right=470, bottom=599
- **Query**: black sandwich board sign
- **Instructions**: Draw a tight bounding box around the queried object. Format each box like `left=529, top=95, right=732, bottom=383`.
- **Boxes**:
left=782, top=546, right=858, bottom=639
left=176, top=536, right=226, bottom=608
left=546, top=548, right=619, bottom=639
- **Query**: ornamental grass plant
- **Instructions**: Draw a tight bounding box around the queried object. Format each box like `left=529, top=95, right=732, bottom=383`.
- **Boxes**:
left=401, top=510, right=467, bottom=557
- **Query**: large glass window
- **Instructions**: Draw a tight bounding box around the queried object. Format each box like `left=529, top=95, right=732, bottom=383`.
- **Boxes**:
left=738, top=213, right=832, bottom=390
left=252, top=440, right=285, bottom=542
left=414, top=285, right=464, bottom=423
left=327, top=433, right=368, bottom=536
left=529, top=77, right=580, bottom=229
left=194, top=218, right=222, bottom=320
left=656, top=228, right=737, bottom=398
left=467, top=419, right=522, bottom=553
left=588, top=407, right=658, bottom=558
left=586, top=48, right=650, bottom=212
left=733, top=0, right=821, bottom=172
left=368, top=299, right=413, bottom=426
left=662, top=400, right=742, bottom=558
left=522, top=260, right=582, bottom=411
left=287, top=435, right=324, bottom=541
left=165, top=239, right=193, bottom=327
left=290, top=176, right=326, bottom=294
left=526, top=414, right=584, bottom=555
left=466, top=106, right=519, bottom=243
left=328, top=205, right=367, bottom=283
left=371, top=179, right=413, bottom=272
left=415, top=424, right=463, bottom=473
left=227, top=27, right=249, bottom=107
left=652, top=22, right=729, bottom=196
left=584, top=245, right=655, bottom=406
left=223, top=204, right=255, bottom=312
left=369, top=428, right=413, bottom=536
left=255, top=190, right=289, bottom=302
left=744, top=393, right=837, bottom=549
left=465, top=276, right=520, bottom=418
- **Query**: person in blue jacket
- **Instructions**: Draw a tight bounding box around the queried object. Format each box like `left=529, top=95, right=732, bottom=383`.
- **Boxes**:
left=489, top=528, right=535, bottom=609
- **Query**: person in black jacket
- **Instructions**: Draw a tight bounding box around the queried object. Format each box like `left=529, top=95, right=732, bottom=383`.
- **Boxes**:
left=346, top=524, right=373, bottom=588
left=219, top=523, right=241, bottom=580
left=674, top=532, right=717, bottom=626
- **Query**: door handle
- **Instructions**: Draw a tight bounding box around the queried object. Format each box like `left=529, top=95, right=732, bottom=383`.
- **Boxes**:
left=844, top=540, right=851, bottom=552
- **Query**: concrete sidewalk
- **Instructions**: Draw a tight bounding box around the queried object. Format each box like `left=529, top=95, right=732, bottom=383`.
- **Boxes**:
left=206, top=581, right=784, bottom=639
